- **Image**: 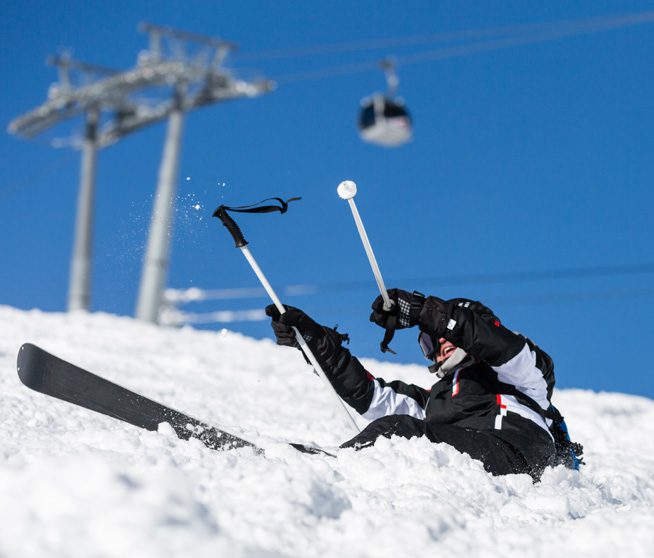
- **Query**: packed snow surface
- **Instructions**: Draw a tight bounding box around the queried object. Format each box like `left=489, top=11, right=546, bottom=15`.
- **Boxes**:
left=1, top=306, right=653, bottom=557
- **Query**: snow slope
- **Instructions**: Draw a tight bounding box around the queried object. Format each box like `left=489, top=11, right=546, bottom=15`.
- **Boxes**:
left=1, top=306, right=653, bottom=558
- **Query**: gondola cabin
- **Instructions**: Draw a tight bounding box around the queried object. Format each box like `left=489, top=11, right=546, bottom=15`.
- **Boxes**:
left=358, top=94, right=412, bottom=147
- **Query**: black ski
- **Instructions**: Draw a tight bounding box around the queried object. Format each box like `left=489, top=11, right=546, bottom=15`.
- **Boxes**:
left=17, top=343, right=333, bottom=457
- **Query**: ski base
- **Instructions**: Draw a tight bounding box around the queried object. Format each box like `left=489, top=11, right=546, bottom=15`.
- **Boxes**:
left=17, top=343, right=334, bottom=457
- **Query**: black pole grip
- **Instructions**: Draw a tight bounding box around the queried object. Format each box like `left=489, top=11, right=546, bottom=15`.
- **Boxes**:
left=213, top=206, right=248, bottom=248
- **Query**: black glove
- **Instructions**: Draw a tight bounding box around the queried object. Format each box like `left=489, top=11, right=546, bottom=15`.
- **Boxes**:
left=265, top=304, right=324, bottom=348
left=369, top=289, right=426, bottom=330
left=265, top=304, right=350, bottom=373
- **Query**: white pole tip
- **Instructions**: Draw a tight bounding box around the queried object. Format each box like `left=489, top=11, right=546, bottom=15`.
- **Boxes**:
left=337, top=180, right=357, bottom=200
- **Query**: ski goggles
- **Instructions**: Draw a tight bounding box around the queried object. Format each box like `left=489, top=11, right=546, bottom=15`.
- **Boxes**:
left=418, top=331, right=440, bottom=361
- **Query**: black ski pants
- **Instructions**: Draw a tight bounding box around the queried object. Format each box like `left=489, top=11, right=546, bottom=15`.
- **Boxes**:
left=340, top=414, right=554, bottom=480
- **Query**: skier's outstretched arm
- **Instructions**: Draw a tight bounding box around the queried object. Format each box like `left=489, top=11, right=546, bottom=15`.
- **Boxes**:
left=266, top=305, right=429, bottom=420
left=420, top=296, right=555, bottom=402
left=369, top=289, right=554, bottom=402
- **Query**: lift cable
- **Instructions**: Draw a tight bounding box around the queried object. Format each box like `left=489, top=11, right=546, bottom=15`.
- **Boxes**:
left=237, top=10, right=654, bottom=62
left=166, top=261, right=654, bottom=304
left=251, top=10, right=654, bottom=84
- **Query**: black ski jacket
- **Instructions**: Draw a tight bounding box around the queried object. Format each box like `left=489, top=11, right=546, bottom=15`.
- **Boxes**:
left=310, top=300, right=556, bottom=438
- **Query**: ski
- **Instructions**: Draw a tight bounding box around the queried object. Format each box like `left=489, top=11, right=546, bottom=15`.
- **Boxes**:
left=16, top=343, right=334, bottom=457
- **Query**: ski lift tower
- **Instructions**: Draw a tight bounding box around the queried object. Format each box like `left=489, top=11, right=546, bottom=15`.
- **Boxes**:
left=8, top=53, right=191, bottom=312
left=133, top=23, right=274, bottom=324
left=8, top=25, right=273, bottom=319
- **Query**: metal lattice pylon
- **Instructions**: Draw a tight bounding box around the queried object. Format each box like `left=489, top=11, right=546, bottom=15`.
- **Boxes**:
left=7, top=24, right=274, bottom=318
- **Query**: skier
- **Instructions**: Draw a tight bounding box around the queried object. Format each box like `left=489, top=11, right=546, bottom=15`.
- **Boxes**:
left=266, top=289, right=581, bottom=480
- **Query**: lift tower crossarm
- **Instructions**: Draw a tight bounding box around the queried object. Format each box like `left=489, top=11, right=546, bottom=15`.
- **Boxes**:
left=8, top=60, right=186, bottom=139
left=138, top=22, right=238, bottom=51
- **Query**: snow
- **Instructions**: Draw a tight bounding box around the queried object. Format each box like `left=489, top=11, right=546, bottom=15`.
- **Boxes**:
left=1, top=305, right=653, bottom=557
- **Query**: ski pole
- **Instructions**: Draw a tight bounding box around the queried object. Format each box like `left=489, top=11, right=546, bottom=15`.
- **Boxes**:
left=213, top=200, right=360, bottom=434
left=337, top=180, right=397, bottom=353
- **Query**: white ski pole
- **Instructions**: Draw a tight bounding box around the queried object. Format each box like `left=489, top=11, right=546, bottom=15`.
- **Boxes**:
left=337, top=180, right=393, bottom=310
left=338, top=180, right=399, bottom=354
left=214, top=203, right=360, bottom=434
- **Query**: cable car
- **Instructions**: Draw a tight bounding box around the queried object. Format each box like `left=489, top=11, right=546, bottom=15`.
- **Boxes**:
left=358, top=59, right=412, bottom=147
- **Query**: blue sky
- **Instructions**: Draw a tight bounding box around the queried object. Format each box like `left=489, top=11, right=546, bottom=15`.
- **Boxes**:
left=2, top=1, right=653, bottom=398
